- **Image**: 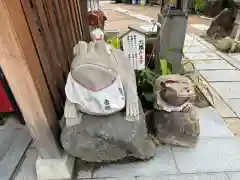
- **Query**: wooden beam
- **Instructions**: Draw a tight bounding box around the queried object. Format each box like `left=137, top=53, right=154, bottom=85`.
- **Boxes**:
left=79, top=0, right=91, bottom=42
left=0, top=0, right=62, bottom=158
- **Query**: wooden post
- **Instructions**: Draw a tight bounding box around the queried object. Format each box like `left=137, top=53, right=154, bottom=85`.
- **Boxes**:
left=0, top=0, right=62, bottom=158
left=79, top=0, right=91, bottom=42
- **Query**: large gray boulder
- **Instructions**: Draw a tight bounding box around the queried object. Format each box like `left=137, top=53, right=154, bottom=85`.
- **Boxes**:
left=203, top=0, right=238, bottom=18
left=61, top=102, right=156, bottom=162
left=203, top=0, right=225, bottom=17
left=207, top=8, right=236, bottom=38
left=153, top=106, right=200, bottom=148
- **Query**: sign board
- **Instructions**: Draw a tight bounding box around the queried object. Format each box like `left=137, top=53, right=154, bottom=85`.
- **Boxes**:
left=122, top=30, right=146, bottom=70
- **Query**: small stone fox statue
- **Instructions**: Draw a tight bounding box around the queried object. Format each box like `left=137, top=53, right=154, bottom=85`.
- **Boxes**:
left=153, top=74, right=200, bottom=148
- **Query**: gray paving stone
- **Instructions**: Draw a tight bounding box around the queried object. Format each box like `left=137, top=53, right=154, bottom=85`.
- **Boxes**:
left=13, top=148, right=38, bottom=180
left=93, top=178, right=135, bottom=180
left=224, top=99, right=240, bottom=117
left=184, top=36, right=203, bottom=46
left=76, top=160, right=94, bottom=179
left=0, top=116, right=24, bottom=131
left=190, top=24, right=209, bottom=31
left=200, top=70, right=240, bottom=82
left=29, top=140, right=37, bottom=149
left=172, top=138, right=240, bottom=173
left=224, top=117, right=240, bottom=135
left=93, top=147, right=178, bottom=178
left=77, top=179, right=134, bottom=180
left=184, top=41, right=203, bottom=47
left=191, top=76, right=237, bottom=118
left=185, top=52, right=221, bottom=60
left=210, top=82, right=240, bottom=99
left=217, top=51, right=240, bottom=70
left=198, top=107, right=233, bottom=137
left=0, top=130, right=18, bottom=160
left=192, top=60, right=235, bottom=70
left=183, top=46, right=210, bottom=53
left=226, top=171, right=240, bottom=180
left=229, top=53, right=240, bottom=60
left=137, top=172, right=229, bottom=180
left=0, top=128, right=32, bottom=180
left=0, top=130, right=11, bottom=144
left=191, top=34, right=216, bottom=50
left=185, top=34, right=194, bottom=40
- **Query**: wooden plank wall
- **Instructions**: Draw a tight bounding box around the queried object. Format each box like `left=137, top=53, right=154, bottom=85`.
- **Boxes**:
left=20, top=0, right=90, bottom=117
left=0, top=0, right=62, bottom=158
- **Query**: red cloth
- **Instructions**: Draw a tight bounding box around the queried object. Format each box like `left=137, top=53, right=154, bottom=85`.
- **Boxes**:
left=0, top=81, right=13, bottom=112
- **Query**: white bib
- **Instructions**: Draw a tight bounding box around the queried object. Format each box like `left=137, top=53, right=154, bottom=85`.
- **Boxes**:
left=65, top=73, right=125, bottom=115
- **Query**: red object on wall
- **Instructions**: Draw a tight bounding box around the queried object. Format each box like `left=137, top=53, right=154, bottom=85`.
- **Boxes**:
left=0, top=81, right=14, bottom=112
left=88, top=10, right=107, bottom=30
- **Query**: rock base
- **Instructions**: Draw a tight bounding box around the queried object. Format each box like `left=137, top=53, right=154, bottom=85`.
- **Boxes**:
left=154, top=106, right=200, bottom=148
left=61, top=104, right=156, bottom=162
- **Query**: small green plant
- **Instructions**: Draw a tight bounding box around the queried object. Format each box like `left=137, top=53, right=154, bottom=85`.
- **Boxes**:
left=107, top=37, right=120, bottom=49
left=160, top=59, right=172, bottom=75
left=135, top=68, right=158, bottom=110
left=194, top=0, right=204, bottom=13
left=135, top=48, right=181, bottom=109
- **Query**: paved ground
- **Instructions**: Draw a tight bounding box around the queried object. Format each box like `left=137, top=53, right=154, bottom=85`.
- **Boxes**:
left=0, top=117, right=31, bottom=180
left=183, top=34, right=240, bottom=137
left=10, top=2, right=240, bottom=180
left=101, top=2, right=211, bottom=35
left=87, top=2, right=240, bottom=180
left=74, top=107, right=240, bottom=180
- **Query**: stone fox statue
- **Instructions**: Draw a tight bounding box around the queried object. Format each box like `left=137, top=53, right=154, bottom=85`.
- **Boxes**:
left=61, top=41, right=155, bottom=162
left=153, top=74, right=200, bottom=148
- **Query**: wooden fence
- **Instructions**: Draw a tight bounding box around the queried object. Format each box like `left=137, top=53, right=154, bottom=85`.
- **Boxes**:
left=0, top=0, right=90, bottom=158
left=21, top=0, right=90, bottom=116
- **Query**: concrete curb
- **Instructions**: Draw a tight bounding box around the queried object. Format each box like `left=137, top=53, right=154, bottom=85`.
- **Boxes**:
left=190, top=34, right=240, bottom=71
left=184, top=63, right=238, bottom=118
left=200, top=15, right=213, bottom=21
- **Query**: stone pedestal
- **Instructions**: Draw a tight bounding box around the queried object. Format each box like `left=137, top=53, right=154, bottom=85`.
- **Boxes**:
left=61, top=107, right=156, bottom=162
left=36, top=152, right=75, bottom=180
left=156, top=9, right=187, bottom=73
